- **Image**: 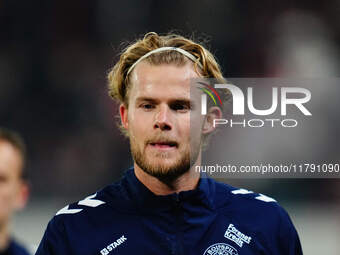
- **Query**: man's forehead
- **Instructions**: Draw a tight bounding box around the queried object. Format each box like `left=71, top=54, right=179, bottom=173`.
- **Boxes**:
left=0, top=140, right=23, bottom=176
left=127, top=62, right=199, bottom=102
left=131, top=62, right=199, bottom=86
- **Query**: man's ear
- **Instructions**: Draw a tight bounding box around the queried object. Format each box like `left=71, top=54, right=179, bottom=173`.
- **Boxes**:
left=202, top=106, right=222, bottom=134
left=15, top=180, right=29, bottom=210
left=119, top=103, right=129, bottom=129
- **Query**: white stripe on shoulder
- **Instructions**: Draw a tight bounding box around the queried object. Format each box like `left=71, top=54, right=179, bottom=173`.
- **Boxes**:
left=78, top=193, right=106, bottom=207
left=56, top=205, right=83, bottom=215
left=56, top=193, right=105, bottom=216
left=231, top=188, right=254, bottom=195
left=255, top=194, right=277, bottom=202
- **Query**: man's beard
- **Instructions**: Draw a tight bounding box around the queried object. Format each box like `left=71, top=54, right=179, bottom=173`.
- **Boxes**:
left=130, top=137, right=200, bottom=188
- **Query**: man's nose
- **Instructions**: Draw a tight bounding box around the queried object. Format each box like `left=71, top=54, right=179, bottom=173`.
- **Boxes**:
left=154, top=105, right=172, bottom=131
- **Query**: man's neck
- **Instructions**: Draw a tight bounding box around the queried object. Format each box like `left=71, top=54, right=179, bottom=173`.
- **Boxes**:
left=0, top=223, right=10, bottom=252
left=134, top=165, right=200, bottom=195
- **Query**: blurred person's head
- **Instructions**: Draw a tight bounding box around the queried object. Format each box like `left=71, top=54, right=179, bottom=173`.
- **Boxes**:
left=0, top=128, right=29, bottom=243
left=107, top=32, right=224, bottom=186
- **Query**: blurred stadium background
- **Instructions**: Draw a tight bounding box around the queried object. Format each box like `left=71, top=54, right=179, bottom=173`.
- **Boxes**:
left=1, top=0, right=339, bottom=254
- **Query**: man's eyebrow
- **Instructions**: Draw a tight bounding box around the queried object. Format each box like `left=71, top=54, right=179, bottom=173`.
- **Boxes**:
left=167, top=98, right=196, bottom=109
left=135, top=97, right=159, bottom=103
left=135, top=97, right=193, bottom=104
left=169, top=98, right=192, bottom=105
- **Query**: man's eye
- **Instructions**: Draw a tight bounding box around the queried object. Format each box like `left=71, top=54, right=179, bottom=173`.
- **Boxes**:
left=171, top=103, right=190, bottom=111
left=141, top=104, right=154, bottom=110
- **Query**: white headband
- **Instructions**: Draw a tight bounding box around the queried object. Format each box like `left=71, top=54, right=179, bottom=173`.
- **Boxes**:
left=126, top=47, right=203, bottom=76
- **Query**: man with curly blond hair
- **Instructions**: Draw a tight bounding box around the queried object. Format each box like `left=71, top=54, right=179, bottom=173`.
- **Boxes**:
left=36, top=32, right=302, bottom=255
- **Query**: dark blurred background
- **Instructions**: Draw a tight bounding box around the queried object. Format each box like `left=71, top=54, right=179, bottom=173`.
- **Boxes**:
left=1, top=0, right=339, bottom=253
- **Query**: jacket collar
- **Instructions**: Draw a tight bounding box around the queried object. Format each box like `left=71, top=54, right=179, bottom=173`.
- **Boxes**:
left=122, top=168, right=215, bottom=213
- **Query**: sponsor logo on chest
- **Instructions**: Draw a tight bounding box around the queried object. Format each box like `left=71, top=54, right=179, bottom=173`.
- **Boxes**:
left=100, top=235, right=127, bottom=255
left=224, top=224, right=251, bottom=248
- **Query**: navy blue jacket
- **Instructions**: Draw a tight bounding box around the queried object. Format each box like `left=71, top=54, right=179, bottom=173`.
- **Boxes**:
left=1, top=240, right=31, bottom=255
left=36, top=169, right=302, bottom=255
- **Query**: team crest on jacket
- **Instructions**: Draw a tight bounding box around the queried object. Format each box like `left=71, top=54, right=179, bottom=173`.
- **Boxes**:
left=203, top=243, right=238, bottom=255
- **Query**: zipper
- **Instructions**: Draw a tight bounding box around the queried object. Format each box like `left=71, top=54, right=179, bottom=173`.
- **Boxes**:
left=173, top=194, right=184, bottom=255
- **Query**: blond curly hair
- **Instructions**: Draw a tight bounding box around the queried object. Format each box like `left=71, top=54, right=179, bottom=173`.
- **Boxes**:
left=107, top=32, right=224, bottom=106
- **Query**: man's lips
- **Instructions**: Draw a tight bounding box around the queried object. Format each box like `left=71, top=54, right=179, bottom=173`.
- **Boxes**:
left=148, top=141, right=178, bottom=149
